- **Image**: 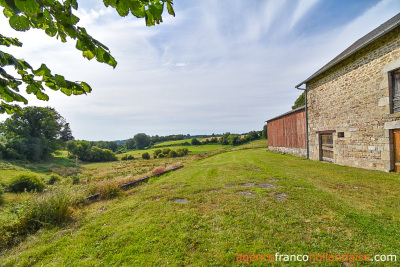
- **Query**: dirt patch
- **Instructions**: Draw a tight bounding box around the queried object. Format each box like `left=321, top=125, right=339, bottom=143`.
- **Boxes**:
left=267, top=179, right=279, bottom=182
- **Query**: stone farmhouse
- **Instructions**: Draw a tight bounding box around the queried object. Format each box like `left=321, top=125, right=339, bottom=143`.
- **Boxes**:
left=268, top=13, right=400, bottom=172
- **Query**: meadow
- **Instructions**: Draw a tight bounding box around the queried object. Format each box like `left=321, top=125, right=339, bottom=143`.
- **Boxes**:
left=0, top=139, right=399, bottom=266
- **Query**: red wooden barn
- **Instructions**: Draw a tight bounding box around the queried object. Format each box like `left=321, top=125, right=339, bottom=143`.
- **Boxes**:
left=266, top=105, right=307, bottom=157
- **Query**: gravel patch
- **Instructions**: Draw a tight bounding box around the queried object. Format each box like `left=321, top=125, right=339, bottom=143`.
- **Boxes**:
left=241, top=183, right=255, bottom=187
left=257, top=183, right=276, bottom=189
left=237, top=191, right=255, bottom=197
left=274, top=193, right=287, bottom=201
left=172, top=198, right=190, bottom=204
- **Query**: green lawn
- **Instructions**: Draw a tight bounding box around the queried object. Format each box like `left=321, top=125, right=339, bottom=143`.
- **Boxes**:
left=1, top=143, right=399, bottom=266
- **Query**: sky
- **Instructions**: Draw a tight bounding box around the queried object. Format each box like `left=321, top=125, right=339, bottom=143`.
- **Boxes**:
left=1, top=0, right=400, bottom=141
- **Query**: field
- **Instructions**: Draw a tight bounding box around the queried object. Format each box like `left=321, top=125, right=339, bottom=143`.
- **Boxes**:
left=1, top=139, right=400, bottom=266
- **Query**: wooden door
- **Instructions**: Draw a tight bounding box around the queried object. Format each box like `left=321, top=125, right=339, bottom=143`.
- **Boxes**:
left=320, top=133, right=333, bottom=162
left=393, top=129, right=400, bottom=172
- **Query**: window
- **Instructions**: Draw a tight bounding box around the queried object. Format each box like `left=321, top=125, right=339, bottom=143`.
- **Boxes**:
left=338, top=132, right=344, bottom=138
left=391, top=69, right=400, bottom=113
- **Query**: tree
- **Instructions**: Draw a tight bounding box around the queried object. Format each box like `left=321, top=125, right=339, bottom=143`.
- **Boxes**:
left=124, top=138, right=136, bottom=150
left=0, top=106, right=72, bottom=160
left=60, top=123, right=74, bottom=141
left=292, top=92, right=305, bottom=109
left=191, top=138, right=201, bottom=146
left=263, top=124, right=268, bottom=139
left=133, top=133, right=150, bottom=149
left=0, top=0, right=175, bottom=113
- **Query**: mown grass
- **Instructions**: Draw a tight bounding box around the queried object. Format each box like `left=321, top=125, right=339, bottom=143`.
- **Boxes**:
left=1, top=143, right=399, bottom=266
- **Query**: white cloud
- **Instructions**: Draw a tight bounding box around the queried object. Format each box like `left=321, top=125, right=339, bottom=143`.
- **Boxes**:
left=290, top=0, right=321, bottom=29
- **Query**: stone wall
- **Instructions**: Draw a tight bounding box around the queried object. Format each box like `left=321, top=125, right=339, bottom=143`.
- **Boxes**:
left=306, top=26, right=400, bottom=171
left=269, top=146, right=306, bottom=158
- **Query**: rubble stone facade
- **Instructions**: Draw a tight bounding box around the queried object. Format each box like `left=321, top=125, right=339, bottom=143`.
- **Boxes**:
left=306, top=26, right=400, bottom=171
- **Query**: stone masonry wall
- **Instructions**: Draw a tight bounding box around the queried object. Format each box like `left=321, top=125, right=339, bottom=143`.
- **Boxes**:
left=269, top=146, right=306, bottom=158
left=307, top=26, right=400, bottom=171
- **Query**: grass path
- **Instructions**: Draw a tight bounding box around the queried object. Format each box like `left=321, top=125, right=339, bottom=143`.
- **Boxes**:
left=1, top=147, right=400, bottom=266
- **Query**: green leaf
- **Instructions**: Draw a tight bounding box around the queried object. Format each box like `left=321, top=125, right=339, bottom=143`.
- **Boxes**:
left=82, top=50, right=95, bottom=60
left=167, top=2, right=175, bottom=17
left=33, top=64, right=52, bottom=77
left=15, top=0, right=41, bottom=17
left=9, top=15, right=31, bottom=31
left=80, top=82, right=92, bottom=93
left=3, top=8, right=14, bottom=18
left=0, top=102, right=22, bottom=114
left=55, top=74, right=67, bottom=87
left=60, top=86, right=72, bottom=96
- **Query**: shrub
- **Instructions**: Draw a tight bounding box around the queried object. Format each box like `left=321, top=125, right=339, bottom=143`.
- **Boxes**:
left=168, top=150, right=178, bottom=158
left=47, top=173, right=61, bottom=185
left=9, top=173, right=46, bottom=193
left=142, top=152, right=150, bottom=160
left=153, top=149, right=162, bottom=158
left=162, top=148, right=171, bottom=155
left=121, top=154, right=134, bottom=161
left=98, top=181, right=122, bottom=200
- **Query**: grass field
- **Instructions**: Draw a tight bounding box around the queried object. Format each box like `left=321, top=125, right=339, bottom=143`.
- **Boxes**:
left=1, top=139, right=399, bottom=266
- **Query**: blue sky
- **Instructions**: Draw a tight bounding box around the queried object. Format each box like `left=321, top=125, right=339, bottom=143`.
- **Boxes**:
left=1, top=0, right=400, bottom=140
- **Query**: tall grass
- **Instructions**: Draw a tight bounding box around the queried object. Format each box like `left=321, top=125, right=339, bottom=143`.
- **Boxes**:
left=0, top=186, right=87, bottom=251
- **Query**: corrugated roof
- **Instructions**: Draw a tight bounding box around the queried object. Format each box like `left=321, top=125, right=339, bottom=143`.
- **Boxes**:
left=266, top=105, right=305, bottom=122
left=296, top=12, right=400, bottom=88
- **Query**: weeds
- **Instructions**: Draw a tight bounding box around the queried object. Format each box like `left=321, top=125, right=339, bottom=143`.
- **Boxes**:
left=0, top=186, right=87, bottom=252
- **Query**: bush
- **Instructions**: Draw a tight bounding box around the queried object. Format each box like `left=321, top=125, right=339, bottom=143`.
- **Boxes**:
left=153, top=149, right=162, bottom=158
left=162, top=148, right=171, bottom=155
left=9, top=173, right=46, bottom=193
left=47, top=173, right=61, bottom=185
left=168, top=150, right=178, bottom=158
left=98, top=181, right=122, bottom=200
left=121, top=154, right=134, bottom=161
left=142, top=152, right=150, bottom=159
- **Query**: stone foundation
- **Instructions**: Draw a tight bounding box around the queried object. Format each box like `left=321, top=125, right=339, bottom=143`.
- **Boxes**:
left=269, top=146, right=306, bottom=157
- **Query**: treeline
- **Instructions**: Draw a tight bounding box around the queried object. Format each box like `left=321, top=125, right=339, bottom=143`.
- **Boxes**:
left=124, top=133, right=190, bottom=150
left=189, top=131, right=262, bottom=146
